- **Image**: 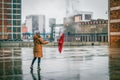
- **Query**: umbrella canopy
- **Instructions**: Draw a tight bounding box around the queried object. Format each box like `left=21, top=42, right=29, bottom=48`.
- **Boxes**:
left=58, top=33, right=64, bottom=53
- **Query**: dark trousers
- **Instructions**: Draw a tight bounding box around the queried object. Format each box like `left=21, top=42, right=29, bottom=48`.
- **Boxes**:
left=31, top=57, right=41, bottom=67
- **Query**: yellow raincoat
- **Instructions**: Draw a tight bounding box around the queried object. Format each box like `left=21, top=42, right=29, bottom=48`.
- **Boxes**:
left=33, top=35, right=48, bottom=57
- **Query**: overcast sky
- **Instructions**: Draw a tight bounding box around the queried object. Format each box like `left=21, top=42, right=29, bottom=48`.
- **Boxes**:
left=22, top=0, right=108, bottom=32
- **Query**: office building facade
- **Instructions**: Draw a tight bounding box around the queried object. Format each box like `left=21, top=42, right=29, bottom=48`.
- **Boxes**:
left=26, top=15, right=45, bottom=35
left=109, top=0, right=120, bottom=48
left=0, top=0, right=21, bottom=40
left=64, top=18, right=108, bottom=42
left=109, top=1, right=120, bottom=80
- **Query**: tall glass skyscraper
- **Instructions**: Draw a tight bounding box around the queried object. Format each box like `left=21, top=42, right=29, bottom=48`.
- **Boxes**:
left=26, top=15, right=45, bottom=34
left=0, top=0, right=21, bottom=40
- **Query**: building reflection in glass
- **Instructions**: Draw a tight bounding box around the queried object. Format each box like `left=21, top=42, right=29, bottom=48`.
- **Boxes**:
left=109, top=48, right=120, bottom=80
left=0, top=47, right=22, bottom=80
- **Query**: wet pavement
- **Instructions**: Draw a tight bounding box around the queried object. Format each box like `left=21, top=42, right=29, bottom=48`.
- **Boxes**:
left=0, top=46, right=120, bottom=80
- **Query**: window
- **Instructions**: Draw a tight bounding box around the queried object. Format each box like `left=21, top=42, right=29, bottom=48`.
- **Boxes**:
left=13, top=27, right=21, bottom=32
left=13, top=15, right=21, bottom=19
left=4, top=0, right=11, bottom=3
left=4, top=4, right=12, bottom=8
left=0, top=20, right=2, bottom=25
left=4, top=9, right=12, bottom=13
left=17, top=34, right=21, bottom=39
left=18, top=5, right=21, bottom=8
left=13, top=0, right=17, bottom=3
left=0, top=9, right=2, bottom=13
left=4, top=20, right=12, bottom=25
left=13, top=20, right=21, bottom=26
left=13, top=34, right=21, bottom=39
left=13, top=27, right=16, bottom=32
left=85, top=14, right=91, bottom=20
left=18, top=21, right=21, bottom=25
left=17, top=15, right=21, bottom=19
left=13, top=21, right=17, bottom=26
left=0, top=3, right=2, bottom=8
left=18, top=0, right=21, bottom=3
left=74, top=14, right=82, bottom=22
left=4, top=15, right=12, bottom=19
left=8, top=34, right=12, bottom=39
left=0, top=27, right=2, bottom=32
left=13, top=34, right=16, bottom=39
left=7, top=20, right=12, bottom=24
left=13, top=10, right=21, bottom=14
left=17, top=10, right=21, bottom=14
left=13, top=0, right=21, bottom=3
left=17, top=27, right=21, bottom=32
left=13, top=4, right=17, bottom=8
left=14, top=10, right=21, bottom=14
left=13, top=4, right=21, bottom=8
left=13, top=10, right=17, bottom=13
left=7, top=27, right=12, bottom=30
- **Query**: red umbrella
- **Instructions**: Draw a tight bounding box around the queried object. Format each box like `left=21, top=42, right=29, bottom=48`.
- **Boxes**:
left=58, top=33, right=64, bottom=53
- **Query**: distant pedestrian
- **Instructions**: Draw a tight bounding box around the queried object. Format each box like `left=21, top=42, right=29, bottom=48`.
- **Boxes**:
left=46, top=35, right=50, bottom=41
left=30, top=31, right=49, bottom=70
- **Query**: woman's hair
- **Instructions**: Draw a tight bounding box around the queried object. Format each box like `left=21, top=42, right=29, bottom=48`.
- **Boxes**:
left=35, top=30, right=40, bottom=34
left=38, top=35, right=41, bottom=38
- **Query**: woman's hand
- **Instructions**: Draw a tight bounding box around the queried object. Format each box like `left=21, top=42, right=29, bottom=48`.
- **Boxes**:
left=44, top=41, right=49, bottom=44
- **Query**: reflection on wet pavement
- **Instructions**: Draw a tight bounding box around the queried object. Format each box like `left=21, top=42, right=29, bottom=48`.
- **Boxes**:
left=0, top=47, right=22, bottom=80
left=0, top=46, right=119, bottom=80
left=30, top=70, right=41, bottom=80
left=109, top=48, right=120, bottom=80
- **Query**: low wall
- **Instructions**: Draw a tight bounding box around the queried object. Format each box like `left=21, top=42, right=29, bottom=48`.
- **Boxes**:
left=0, top=41, right=108, bottom=47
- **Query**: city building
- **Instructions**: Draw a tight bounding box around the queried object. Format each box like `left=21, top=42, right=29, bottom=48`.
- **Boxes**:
left=25, top=15, right=46, bottom=38
left=49, top=18, right=56, bottom=41
left=49, top=18, right=64, bottom=42
left=64, top=18, right=108, bottom=42
left=21, top=24, right=28, bottom=39
left=109, top=0, right=120, bottom=48
left=109, top=1, right=120, bottom=80
left=0, top=0, right=21, bottom=40
left=21, top=24, right=27, bottom=33
left=0, top=47, right=22, bottom=79
left=74, top=12, right=93, bottom=22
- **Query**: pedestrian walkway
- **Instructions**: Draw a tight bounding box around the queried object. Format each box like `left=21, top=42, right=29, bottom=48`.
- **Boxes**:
left=0, top=46, right=119, bottom=80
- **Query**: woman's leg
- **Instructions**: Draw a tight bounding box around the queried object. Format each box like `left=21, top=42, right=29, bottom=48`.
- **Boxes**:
left=38, top=57, right=41, bottom=70
left=30, top=57, right=37, bottom=69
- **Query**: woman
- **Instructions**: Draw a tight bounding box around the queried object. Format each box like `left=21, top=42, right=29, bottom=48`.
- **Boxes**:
left=30, top=31, right=49, bottom=70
